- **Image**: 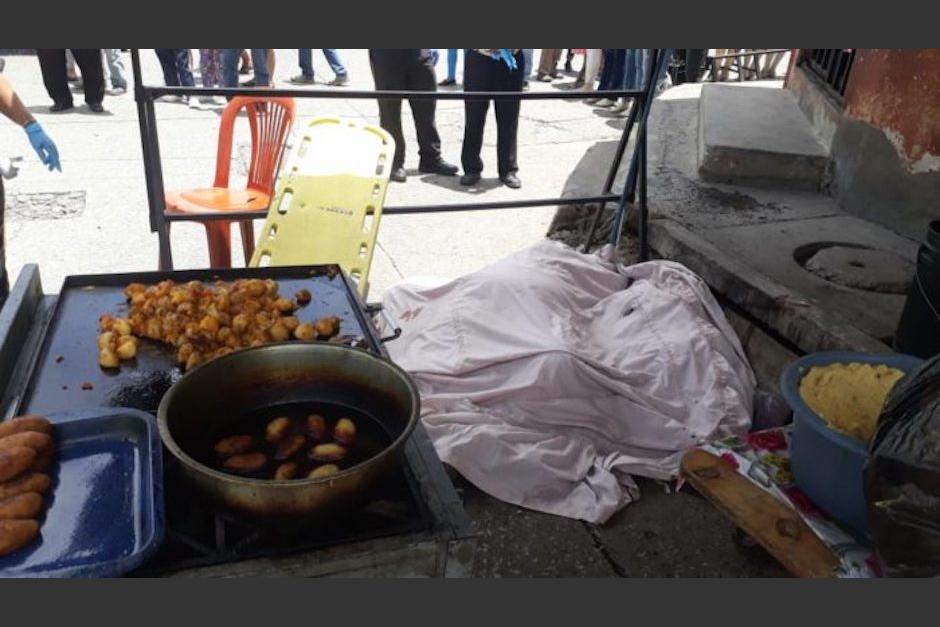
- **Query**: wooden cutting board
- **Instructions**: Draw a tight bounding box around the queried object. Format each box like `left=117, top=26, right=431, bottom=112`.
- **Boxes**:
left=680, top=448, right=840, bottom=578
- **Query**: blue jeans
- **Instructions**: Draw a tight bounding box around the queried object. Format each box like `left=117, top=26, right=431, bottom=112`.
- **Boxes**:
left=298, top=49, right=347, bottom=78
left=623, top=48, right=650, bottom=90
left=444, top=48, right=459, bottom=81
left=522, top=49, right=533, bottom=78
left=598, top=49, right=626, bottom=91
left=155, top=49, right=194, bottom=87
left=220, top=48, right=269, bottom=87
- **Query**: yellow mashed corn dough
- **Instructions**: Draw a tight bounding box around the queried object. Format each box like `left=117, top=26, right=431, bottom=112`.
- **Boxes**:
left=799, top=362, right=905, bottom=442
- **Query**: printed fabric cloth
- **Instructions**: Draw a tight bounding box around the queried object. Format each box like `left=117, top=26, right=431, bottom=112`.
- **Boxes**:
left=698, top=428, right=880, bottom=578
left=381, top=240, right=756, bottom=523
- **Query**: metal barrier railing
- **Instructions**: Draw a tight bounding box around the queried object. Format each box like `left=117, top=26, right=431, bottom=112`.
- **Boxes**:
left=130, top=49, right=668, bottom=270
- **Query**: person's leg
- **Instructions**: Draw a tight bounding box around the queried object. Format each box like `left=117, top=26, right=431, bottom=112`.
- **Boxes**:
left=494, top=50, right=524, bottom=178
left=240, top=49, right=252, bottom=73
left=220, top=49, right=240, bottom=88
left=537, top=49, right=560, bottom=78
left=321, top=49, right=347, bottom=77
left=176, top=49, right=195, bottom=87
left=297, top=49, right=314, bottom=78
left=407, top=52, right=445, bottom=168
left=155, top=49, right=180, bottom=86
left=446, top=48, right=458, bottom=81
left=460, top=51, right=490, bottom=177
left=72, top=49, right=105, bottom=105
left=36, top=49, right=73, bottom=106
left=598, top=49, right=615, bottom=91
left=199, top=49, right=215, bottom=87
left=266, top=49, right=276, bottom=83
left=103, top=49, right=127, bottom=89
left=522, top=49, right=533, bottom=79
left=65, top=49, right=78, bottom=81
left=581, top=49, right=602, bottom=91
left=250, top=49, right=270, bottom=86
left=684, top=49, right=706, bottom=83
left=369, top=50, right=407, bottom=169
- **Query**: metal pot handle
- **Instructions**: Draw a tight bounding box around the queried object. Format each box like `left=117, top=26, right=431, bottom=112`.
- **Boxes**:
left=365, top=303, right=402, bottom=343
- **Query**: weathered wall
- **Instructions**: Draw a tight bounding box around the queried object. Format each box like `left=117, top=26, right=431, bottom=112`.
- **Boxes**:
left=843, top=49, right=940, bottom=174
left=787, top=49, right=940, bottom=240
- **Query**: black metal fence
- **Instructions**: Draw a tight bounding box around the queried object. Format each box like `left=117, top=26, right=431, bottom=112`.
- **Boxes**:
left=803, top=49, right=856, bottom=98
left=130, top=49, right=669, bottom=270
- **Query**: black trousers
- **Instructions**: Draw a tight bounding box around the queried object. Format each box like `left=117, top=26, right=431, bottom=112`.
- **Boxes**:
left=461, top=50, right=525, bottom=177
left=368, top=49, right=443, bottom=169
left=37, top=49, right=104, bottom=106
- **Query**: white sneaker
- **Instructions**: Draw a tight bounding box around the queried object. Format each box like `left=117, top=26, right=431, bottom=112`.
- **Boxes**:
left=595, top=98, right=617, bottom=107
left=611, top=99, right=632, bottom=114
left=583, top=97, right=601, bottom=104
left=156, top=95, right=182, bottom=103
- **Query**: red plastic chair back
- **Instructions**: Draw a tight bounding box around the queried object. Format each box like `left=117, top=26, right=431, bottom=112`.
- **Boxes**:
left=213, top=96, right=296, bottom=194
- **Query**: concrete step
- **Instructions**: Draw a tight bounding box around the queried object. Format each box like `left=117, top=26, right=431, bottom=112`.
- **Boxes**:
left=698, top=83, right=829, bottom=190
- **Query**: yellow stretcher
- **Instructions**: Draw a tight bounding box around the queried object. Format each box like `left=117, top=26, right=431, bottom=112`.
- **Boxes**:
left=249, top=117, right=395, bottom=296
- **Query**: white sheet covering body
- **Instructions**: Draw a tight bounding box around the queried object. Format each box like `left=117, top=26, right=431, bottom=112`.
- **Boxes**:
left=382, top=241, right=755, bottom=523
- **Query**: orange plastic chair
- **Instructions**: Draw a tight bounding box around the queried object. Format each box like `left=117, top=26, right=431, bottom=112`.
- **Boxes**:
left=164, top=96, right=296, bottom=267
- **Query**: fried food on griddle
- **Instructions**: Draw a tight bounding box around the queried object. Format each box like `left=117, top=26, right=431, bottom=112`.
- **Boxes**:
left=100, top=278, right=340, bottom=371
left=293, top=323, right=316, bottom=341
left=294, top=289, right=312, bottom=306
left=314, top=316, right=341, bottom=339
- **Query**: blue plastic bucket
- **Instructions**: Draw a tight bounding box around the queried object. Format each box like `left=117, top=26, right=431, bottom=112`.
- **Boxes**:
left=780, top=351, right=923, bottom=541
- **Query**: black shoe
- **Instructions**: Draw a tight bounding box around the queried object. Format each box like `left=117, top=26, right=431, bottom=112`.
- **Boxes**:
left=389, top=167, right=407, bottom=183
left=438, top=78, right=456, bottom=87
left=500, top=173, right=521, bottom=189
left=88, top=103, right=105, bottom=113
left=418, top=160, right=458, bottom=176
left=459, top=173, right=481, bottom=186
left=522, top=81, right=530, bottom=91
left=49, top=101, right=74, bottom=113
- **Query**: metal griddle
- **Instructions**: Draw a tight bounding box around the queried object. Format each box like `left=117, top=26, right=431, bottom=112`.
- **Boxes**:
left=14, top=265, right=380, bottom=417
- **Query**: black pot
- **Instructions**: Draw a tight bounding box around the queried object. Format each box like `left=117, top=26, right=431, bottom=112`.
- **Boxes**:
left=157, top=342, right=420, bottom=521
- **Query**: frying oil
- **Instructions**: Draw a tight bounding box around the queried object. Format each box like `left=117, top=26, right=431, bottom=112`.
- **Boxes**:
left=202, top=401, right=392, bottom=480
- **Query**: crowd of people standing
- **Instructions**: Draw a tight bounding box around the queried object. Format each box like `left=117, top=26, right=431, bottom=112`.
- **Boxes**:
left=26, top=49, right=668, bottom=190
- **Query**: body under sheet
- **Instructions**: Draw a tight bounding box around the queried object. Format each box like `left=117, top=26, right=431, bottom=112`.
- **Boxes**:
left=382, top=241, right=755, bottom=523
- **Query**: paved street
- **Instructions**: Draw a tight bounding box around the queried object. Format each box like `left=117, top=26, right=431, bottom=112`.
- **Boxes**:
left=0, top=49, right=623, bottom=297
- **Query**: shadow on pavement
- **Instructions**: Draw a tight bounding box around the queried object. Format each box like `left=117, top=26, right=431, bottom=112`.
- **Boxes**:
left=27, top=104, right=115, bottom=117
left=413, top=171, right=504, bottom=194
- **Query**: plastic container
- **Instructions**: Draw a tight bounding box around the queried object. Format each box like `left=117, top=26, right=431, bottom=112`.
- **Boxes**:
left=0, top=407, right=164, bottom=578
left=894, top=220, right=940, bottom=359
left=780, top=351, right=923, bottom=541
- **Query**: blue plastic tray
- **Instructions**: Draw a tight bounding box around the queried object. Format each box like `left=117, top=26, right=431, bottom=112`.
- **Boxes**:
left=0, top=408, right=164, bottom=578
left=780, top=351, right=923, bottom=541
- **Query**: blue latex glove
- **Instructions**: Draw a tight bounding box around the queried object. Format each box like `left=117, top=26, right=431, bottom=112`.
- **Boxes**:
left=25, top=121, right=61, bottom=172
left=495, top=49, right=518, bottom=71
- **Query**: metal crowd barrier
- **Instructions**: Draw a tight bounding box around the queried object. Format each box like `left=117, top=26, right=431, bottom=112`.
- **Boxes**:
left=130, top=49, right=668, bottom=270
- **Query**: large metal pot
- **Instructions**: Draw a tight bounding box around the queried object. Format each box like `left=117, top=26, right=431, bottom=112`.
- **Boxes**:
left=157, top=342, right=420, bottom=521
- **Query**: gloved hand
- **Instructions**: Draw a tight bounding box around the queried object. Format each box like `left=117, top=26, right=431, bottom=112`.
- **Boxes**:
left=25, top=121, right=61, bottom=172
left=495, top=49, right=518, bottom=71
